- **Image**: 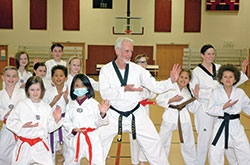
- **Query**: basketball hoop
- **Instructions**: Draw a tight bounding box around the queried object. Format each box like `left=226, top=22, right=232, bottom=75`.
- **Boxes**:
left=113, top=17, right=144, bottom=35
left=124, top=30, right=132, bottom=35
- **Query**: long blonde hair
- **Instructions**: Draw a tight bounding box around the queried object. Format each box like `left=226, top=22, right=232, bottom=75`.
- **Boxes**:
left=67, top=56, right=82, bottom=74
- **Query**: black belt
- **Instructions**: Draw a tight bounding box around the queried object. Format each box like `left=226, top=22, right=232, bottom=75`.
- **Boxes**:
left=212, top=113, right=240, bottom=149
left=110, top=103, right=140, bottom=142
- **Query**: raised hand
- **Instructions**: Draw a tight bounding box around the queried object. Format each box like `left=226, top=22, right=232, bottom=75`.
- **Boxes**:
left=170, top=64, right=182, bottom=83
left=98, top=99, right=110, bottom=118
left=241, top=59, right=249, bottom=74
left=168, top=94, right=183, bottom=104
left=53, top=106, right=62, bottom=123
left=33, top=58, right=41, bottom=65
left=192, top=84, right=200, bottom=99
left=223, top=99, right=239, bottom=110
left=22, top=121, right=39, bottom=128
left=124, top=84, right=143, bottom=92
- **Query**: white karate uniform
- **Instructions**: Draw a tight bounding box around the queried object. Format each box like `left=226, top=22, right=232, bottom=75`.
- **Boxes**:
left=43, top=85, right=68, bottom=161
left=6, top=98, right=63, bottom=165
left=191, top=63, right=248, bottom=165
left=130, top=89, right=156, bottom=164
left=99, top=61, right=176, bottom=165
left=42, top=77, right=52, bottom=89
left=206, top=86, right=250, bottom=165
left=66, top=74, right=100, bottom=91
left=0, top=86, right=25, bottom=165
left=63, top=97, right=109, bottom=165
left=156, top=83, right=199, bottom=165
left=45, top=59, right=66, bottom=81
left=17, top=69, right=32, bottom=87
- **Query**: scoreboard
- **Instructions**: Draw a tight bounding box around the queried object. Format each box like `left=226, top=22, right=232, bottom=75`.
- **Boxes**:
left=206, top=0, right=239, bottom=11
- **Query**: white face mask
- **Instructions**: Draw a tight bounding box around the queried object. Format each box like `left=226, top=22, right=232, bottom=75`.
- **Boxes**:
left=73, top=88, right=88, bottom=97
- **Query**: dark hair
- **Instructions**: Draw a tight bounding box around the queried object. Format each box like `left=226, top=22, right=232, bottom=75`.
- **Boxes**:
left=217, top=64, right=240, bottom=86
left=51, top=43, right=64, bottom=52
left=25, top=76, right=45, bottom=99
left=70, top=74, right=95, bottom=100
left=51, top=65, right=68, bottom=77
left=33, top=62, right=47, bottom=76
left=200, top=44, right=215, bottom=55
left=15, top=51, right=29, bottom=70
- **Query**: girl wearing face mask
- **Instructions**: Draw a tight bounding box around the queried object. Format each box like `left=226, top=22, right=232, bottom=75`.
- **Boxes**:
left=63, top=74, right=110, bottom=165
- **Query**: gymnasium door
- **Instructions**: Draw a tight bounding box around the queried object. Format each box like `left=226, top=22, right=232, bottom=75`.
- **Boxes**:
left=156, top=44, right=188, bottom=78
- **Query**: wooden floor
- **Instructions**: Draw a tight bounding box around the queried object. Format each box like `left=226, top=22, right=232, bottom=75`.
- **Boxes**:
left=1, top=77, right=250, bottom=165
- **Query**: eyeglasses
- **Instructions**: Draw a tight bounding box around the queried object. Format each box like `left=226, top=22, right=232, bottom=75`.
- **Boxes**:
left=136, top=61, right=147, bottom=64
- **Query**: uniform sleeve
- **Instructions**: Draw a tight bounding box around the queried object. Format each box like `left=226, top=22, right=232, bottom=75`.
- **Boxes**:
left=0, top=105, right=9, bottom=121
left=45, top=61, right=51, bottom=80
left=99, top=66, right=126, bottom=100
left=63, top=104, right=76, bottom=137
left=6, top=103, right=24, bottom=135
left=241, top=90, right=250, bottom=115
left=47, top=105, right=63, bottom=133
left=186, top=100, right=200, bottom=113
left=156, top=92, right=170, bottom=109
left=140, top=69, right=174, bottom=94
left=191, top=70, right=212, bottom=100
left=96, top=112, right=109, bottom=128
left=206, top=90, right=224, bottom=117
left=235, top=71, right=248, bottom=87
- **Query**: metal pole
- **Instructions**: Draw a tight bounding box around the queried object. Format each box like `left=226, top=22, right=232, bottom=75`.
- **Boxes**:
left=127, top=0, right=130, bottom=31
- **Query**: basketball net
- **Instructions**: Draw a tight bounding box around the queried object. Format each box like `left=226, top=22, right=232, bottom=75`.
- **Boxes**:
left=124, top=30, right=132, bottom=35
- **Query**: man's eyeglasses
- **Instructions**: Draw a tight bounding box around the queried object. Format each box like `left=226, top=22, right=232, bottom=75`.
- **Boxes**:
left=136, top=61, right=147, bottom=64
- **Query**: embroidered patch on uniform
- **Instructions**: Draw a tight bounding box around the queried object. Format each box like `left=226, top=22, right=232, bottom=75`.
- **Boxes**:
left=36, top=115, right=41, bottom=120
left=203, top=128, right=207, bottom=131
left=20, top=79, right=24, bottom=83
left=77, top=108, right=83, bottom=113
left=8, top=104, right=14, bottom=110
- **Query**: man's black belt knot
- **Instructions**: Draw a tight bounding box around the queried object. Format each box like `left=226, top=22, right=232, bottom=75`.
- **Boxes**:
left=110, top=103, right=140, bottom=142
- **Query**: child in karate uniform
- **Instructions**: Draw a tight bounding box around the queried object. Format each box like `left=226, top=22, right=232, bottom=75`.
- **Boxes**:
left=67, top=56, right=99, bottom=91
left=0, top=66, right=26, bottom=164
left=43, top=65, right=68, bottom=163
left=15, top=51, right=32, bottom=88
left=64, top=74, right=109, bottom=165
left=156, top=69, right=199, bottom=165
left=33, top=62, right=51, bottom=89
left=207, top=64, right=250, bottom=165
left=45, top=43, right=67, bottom=81
left=6, top=76, right=63, bottom=165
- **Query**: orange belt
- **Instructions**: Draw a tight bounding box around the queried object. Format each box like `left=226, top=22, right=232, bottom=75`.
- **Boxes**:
left=3, top=118, right=18, bottom=142
left=75, top=128, right=96, bottom=165
left=16, top=136, right=49, bottom=161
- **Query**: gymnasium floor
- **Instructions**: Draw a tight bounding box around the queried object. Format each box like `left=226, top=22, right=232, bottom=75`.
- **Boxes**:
left=1, top=77, right=250, bottom=165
